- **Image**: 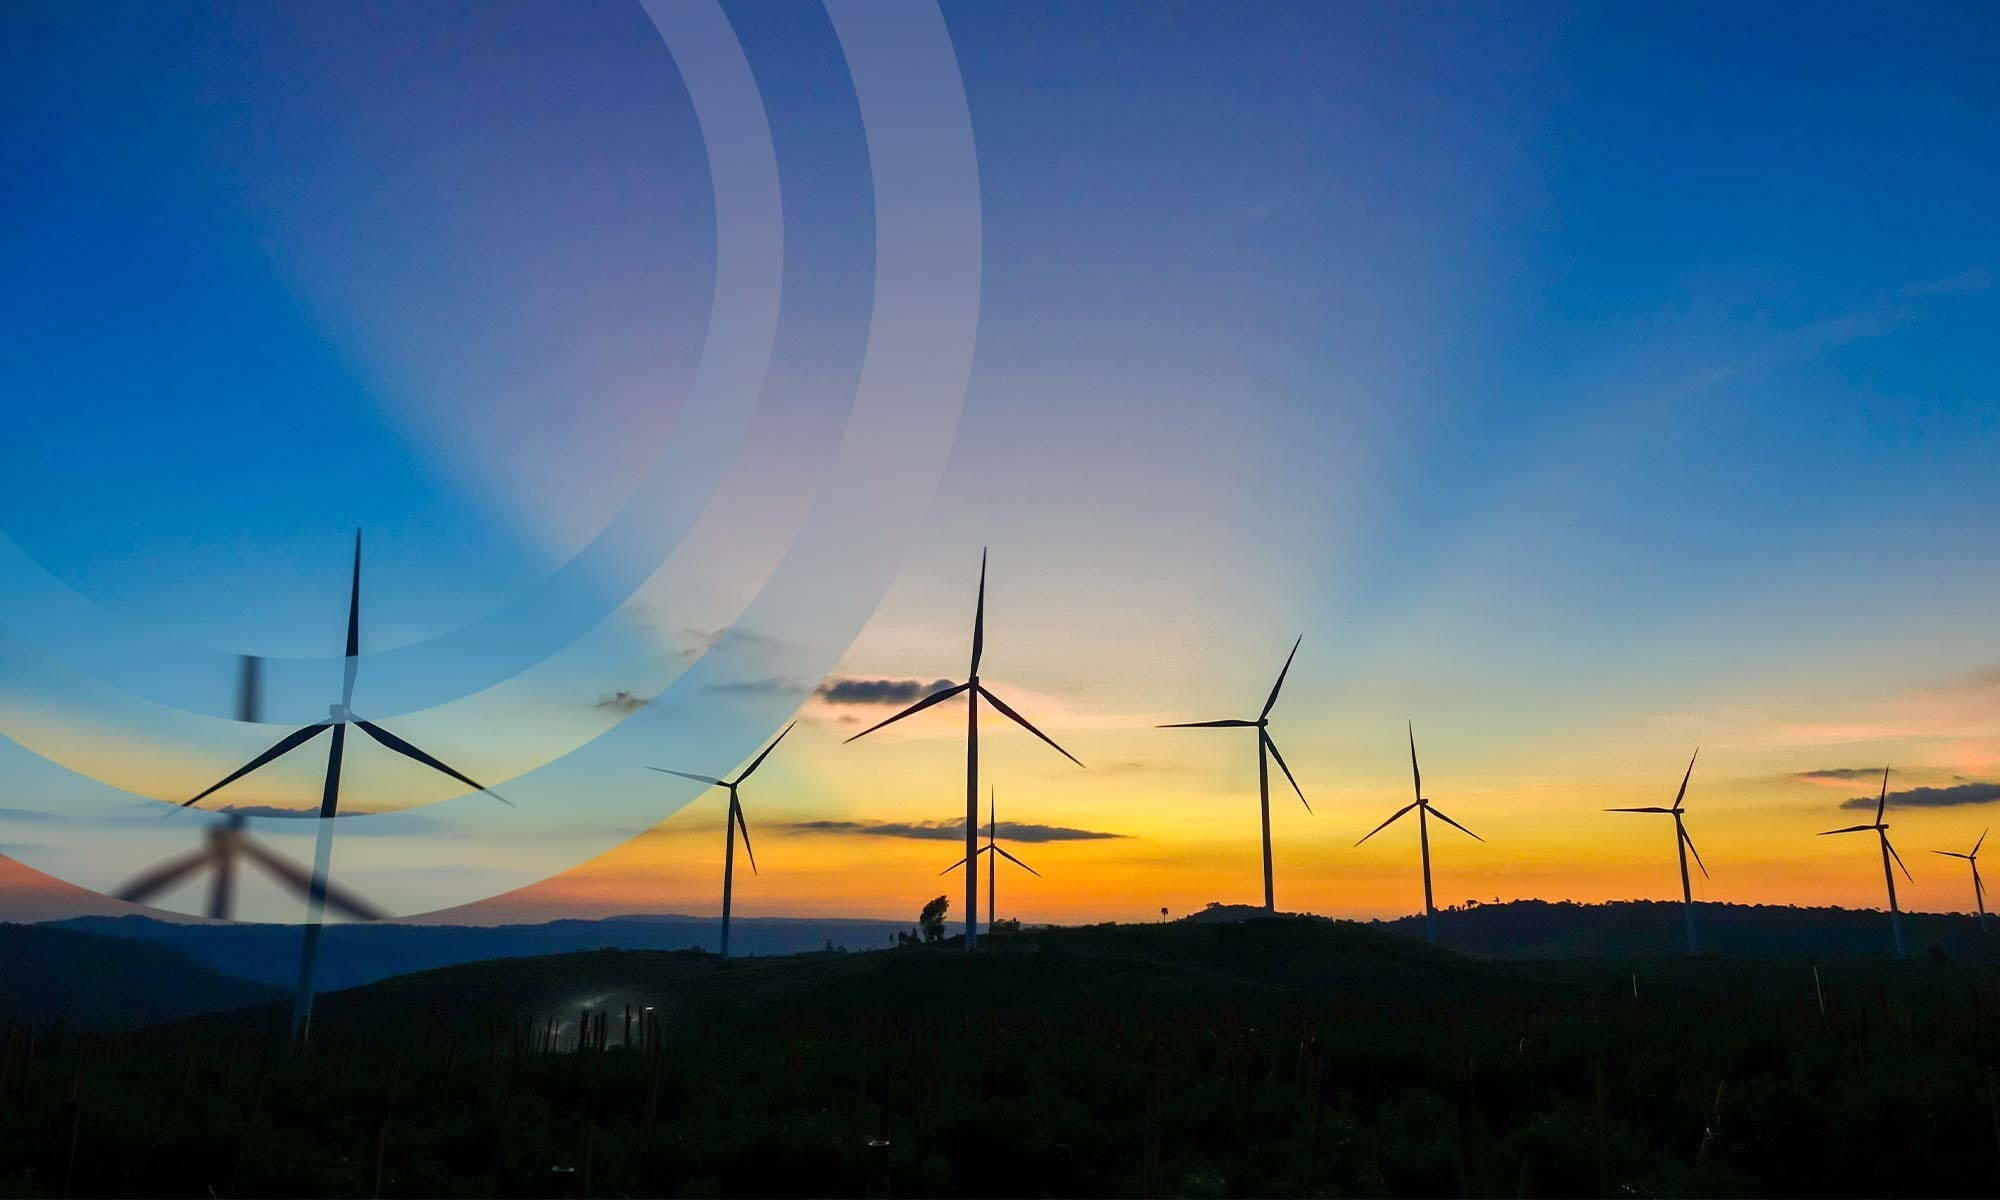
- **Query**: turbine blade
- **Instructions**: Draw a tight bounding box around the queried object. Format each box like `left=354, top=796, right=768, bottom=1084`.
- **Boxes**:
left=114, top=848, right=212, bottom=903
left=1262, top=731, right=1309, bottom=813
left=1407, top=721, right=1422, bottom=804
left=1875, top=766, right=1889, bottom=826
left=1428, top=805, right=1484, bottom=843
left=970, top=548, right=987, bottom=677
left=1975, top=828, right=1988, bottom=856
left=1673, top=747, right=1698, bottom=811
left=1605, top=807, right=1674, bottom=813
left=1260, top=636, right=1302, bottom=719
left=938, top=856, right=968, bottom=876
left=978, top=686, right=1084, bottom=768
left=842, top=682, right=971, bottom=743
left=354, top=721, right=511, bottom=806
left=1156, top=719, right=1257, bottom=728
left=236, top=837, right=384, bottom=921
left=734, top=800, right=757, bottom=875
left=1933, top=851, right=1971, bottom=859
left=345, top=529, right=363, bottom=659
left=1355, top=802, right=1418, bottom=847
left=1818, top=825, right=1876, bottom=836
left=733, top=721, right=796, bottom=785
left=994, top=845, right=1041, bottom=877
left=342, top=530, right=362, bottom=707
left=1885, top=836, right=1913, bottom=883
left=1680, top=824, right=1710, bottom=879
left=647, top=768, right=724, bottom=787
left=182, top=723, right=330, bottom=807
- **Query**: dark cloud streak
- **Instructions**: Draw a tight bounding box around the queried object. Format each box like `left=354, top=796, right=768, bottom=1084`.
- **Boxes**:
left=815, top=677, right=956, bottom=705
left=1839, top=782, right=2000, bottom=810
left=779, top=818, right=1126, bottom=843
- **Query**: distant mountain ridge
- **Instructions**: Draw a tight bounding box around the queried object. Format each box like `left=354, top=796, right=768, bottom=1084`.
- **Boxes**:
left=48, top=913, right=919, bottom=991
left=44, top=899, right=2000, bottom=1000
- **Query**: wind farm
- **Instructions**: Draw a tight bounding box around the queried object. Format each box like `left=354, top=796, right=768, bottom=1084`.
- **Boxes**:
left=5, top=1, right=1999, bottom=1195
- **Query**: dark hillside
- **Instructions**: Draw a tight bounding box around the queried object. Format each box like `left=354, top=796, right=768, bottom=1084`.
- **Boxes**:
left=0, top=922, right=277, bottom=1031
left=1377, top=898, right=1998, bottom=961
left=7, top=918, right=1999, bottom=1196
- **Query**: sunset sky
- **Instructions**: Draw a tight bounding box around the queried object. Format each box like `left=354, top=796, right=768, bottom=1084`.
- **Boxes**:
left=2, top=1, right=1997, bottom=929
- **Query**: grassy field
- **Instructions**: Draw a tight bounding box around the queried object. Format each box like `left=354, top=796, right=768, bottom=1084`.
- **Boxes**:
left=3, top=917, right=1998, bottom=1197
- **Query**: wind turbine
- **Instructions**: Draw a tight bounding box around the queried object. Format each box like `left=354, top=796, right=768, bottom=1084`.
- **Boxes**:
left=1819, top=766, right=1911, bottom=959
left=179, top=531, right=507, bottom=1040
left=1604, top=749, right=1709, bottom=954
left=1932, top=829, right=1988, bottom=933
left=1356, top=722, right=1481, bottom=944
left=844, top=550, right=1083, bottom=952
left=648, top=721, right=794, bottom=959
left=1157, top=637, right=1309, bottom=912
left=116, top=813, right=383, bottom=923
left=940, top=787, right=1040, bottom=933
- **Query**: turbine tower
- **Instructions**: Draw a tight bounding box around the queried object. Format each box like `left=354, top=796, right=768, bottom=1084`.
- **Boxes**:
left=940, top=787, right=1040, bottom=933
left=648, top=722, right=794, bottom=959
left=180, top=531, right=507, bottom=1041
left=1819, top=766, right=1911, bottom=959
left=1604, top=749, right=1709, bottom=954
left=845, top=550, right=1083, bottom=952
left=1932, top=829, right=1988, bottom=933
left=1158, top=638, right=1309, bottom=912
left=1356, top=722, right=1482, bottom=944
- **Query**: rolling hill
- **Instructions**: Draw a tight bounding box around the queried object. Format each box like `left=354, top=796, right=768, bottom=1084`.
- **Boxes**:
left=0, top=922, right=278, bottom=1031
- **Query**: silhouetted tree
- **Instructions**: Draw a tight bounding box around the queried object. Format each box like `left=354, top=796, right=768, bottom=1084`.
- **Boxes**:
left=919, top=895, right=950, bottom=943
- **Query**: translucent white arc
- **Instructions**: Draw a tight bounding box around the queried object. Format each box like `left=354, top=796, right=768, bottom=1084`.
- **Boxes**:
left=8, top=0, right=984, bottom=920
left=0, top=0, right=780, bottom=725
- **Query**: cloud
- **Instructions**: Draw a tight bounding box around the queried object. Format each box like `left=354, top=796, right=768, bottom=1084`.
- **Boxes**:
left=1949, top=664, right=2000, bottom=691
left=676, top=626, right=785, bottom=660
left=1794, top=767, right=1889, bottom=782
left=1840, top=782, right=2000, bottom=811
left=778, top=818, right=1127, bottom=843
left=814, top=677, right=956, bottom=706
left=593, top=691, right=648, bottom=714
left=1091, top=761, right=1173, bottom=777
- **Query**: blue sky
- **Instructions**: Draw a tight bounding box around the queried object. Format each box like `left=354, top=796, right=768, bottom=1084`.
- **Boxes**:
left=1, top=1, right=1996, bottom=923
